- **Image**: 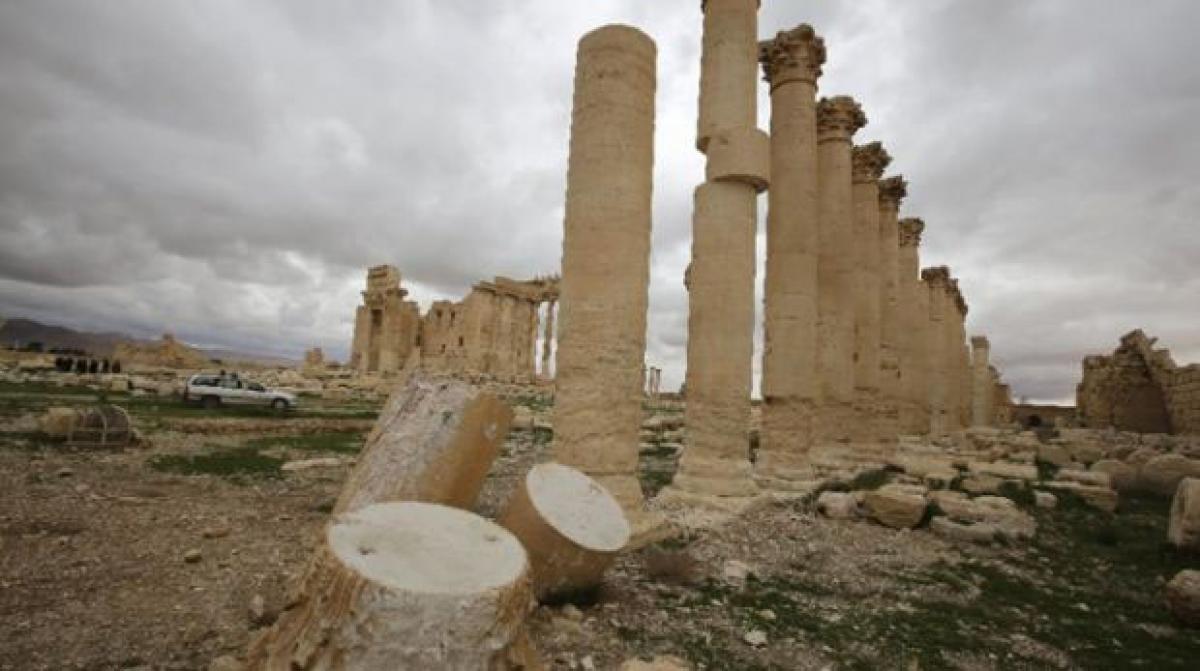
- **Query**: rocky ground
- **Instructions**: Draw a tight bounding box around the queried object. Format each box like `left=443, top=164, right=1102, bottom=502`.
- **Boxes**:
left=1, top=380, right=1199, bottom=670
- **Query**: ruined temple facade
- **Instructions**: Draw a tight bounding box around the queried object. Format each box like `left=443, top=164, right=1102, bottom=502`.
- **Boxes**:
left=348, top=265, right=558, bottom=382
left=1077, top=330, right=1200, bottom=435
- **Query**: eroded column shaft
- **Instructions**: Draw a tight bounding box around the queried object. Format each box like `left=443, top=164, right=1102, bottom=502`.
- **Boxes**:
left=815, top=96, right=866, bottom=443
left=674, top=0, right=768, bottom=498
left=850, top=143, right=890, bottom=444
left=553, top=25, right=656, bottom=514
left=877, top=177, right=907, bottom=438
left=757, top=25, right=824, bottom=484
left=897, top=218, right=927, bottom=433
left=971, top=336, right=993, bottom=427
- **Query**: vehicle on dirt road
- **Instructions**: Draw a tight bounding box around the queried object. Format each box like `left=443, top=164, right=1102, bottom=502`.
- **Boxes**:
left=182, top=374, right=298, bottom=410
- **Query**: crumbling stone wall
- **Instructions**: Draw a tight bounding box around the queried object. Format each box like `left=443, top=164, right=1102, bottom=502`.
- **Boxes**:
left=1077, top=329, right=1198, bottom=435
left=348, top=265, right=557, bottom=382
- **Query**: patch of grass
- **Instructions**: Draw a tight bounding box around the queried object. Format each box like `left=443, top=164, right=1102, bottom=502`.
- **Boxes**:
left=531, top=426, right=553, bottom=445
left=148, top=446, right=283, bottom=480
left=509, top=393, right=552, bottom=412
left=996, top=479, right=1036, bottom=507
left=1035, top=458, right=1060, bottom=481
left=848, top=468, right=892, bottom=491
left=639, top=443, right=676, bottom=459
left=639, top=468, right=674, bottom=497
left=244, top=431, right=365, bottom=455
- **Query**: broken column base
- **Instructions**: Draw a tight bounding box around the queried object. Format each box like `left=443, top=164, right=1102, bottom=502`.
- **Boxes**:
left=753, top=450, right=821, bottom=494
left=658, top=455, right=763, bottom=514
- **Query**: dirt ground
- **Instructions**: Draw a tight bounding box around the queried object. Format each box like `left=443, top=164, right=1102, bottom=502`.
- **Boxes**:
left=1, top=381, right=1198, bottom=670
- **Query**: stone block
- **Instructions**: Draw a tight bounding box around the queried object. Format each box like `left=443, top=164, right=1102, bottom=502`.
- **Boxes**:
left=864, top=485, right=927, bottom=529
left=1168, top=477, right=1200, bottom=551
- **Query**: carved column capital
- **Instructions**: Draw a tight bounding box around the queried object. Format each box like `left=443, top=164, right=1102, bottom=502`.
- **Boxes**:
left=851, top=142, right=891, bottom=184
left=758, top=24, right=825, bottom=89
left=878, top=175, right=908, bottom=209
left=816, top=95, right=866, bottom=141
left=898, top=217, right=925, bottom=247
left=921, top=265, right=951, bottom=288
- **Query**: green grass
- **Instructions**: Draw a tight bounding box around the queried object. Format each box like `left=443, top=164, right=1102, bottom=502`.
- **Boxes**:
left=147, top=446, right=284, bottom=480
left=244, top=431, right=365, bottom=455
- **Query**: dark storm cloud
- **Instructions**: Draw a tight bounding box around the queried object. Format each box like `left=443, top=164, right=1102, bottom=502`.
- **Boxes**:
left=1, top=1, right=1197, bottom=403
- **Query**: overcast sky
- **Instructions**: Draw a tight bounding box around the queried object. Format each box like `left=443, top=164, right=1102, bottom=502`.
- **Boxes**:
left=1, top=1, right=1197, bottom=403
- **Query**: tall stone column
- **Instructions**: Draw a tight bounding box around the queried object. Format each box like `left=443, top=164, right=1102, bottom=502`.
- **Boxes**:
left=896, top=217, right=927, bottom=434
left=850, top=142, right=891, bottom=445
left=815, top=96, right=867, bottom=444
left=877, top=176, right=907, bottom=438
left=552, top=25, right=657, bottom=525
left=922, top=266, right=951, bottom=435
left=755, top=24, right=825, bottom=490
left=540, top=299, right=556, bottom=378
left=671, top=0, right=770, bottom=502
left=949, top=280, right=970, bottom=430
left=971, top=335, right=993, bottom=427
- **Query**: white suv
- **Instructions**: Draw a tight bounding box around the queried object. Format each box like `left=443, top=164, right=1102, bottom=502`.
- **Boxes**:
left=183, top=374, right=298, bottom=410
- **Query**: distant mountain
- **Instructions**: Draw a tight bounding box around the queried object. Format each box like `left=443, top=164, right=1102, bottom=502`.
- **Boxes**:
left=0, top=317, right=136, bottom=356
left=0, top=317, right=298, bottom=366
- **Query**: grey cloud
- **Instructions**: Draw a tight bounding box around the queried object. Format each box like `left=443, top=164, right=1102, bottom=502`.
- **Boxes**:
left=1, top=0, right=1197, bottom=405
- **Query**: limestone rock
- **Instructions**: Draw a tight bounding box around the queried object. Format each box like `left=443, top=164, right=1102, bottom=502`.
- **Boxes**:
left=1165, top=570, right=1200, bottom=628
left=930, top=516, right=997, bottom=544
left=816, top=491, right=858, bottom=519
left=1041, top=481, right=1119, bottom=512
left=619, top=656, right=692, bottom=671
left=969, top=461, right=1038, bottom=482
left=864, top=485, right=927, bottom=529
left=1055, top=469, right=1111, bottom=488
left=1139, top=455, right=1200, bottom=497
left=1090, top=459, right=1137, bottom=492
left=39, top=407, right=77, bottom=439
left=960, top=474, right=1003, bottom=495
left=1035, top=491, right=1058, bottom=509
left=1168, top=478, right=1200, bottom=551
left=1036, top=444, right=1071, bottom=468
left=934, top=493, right=1036, bottom=541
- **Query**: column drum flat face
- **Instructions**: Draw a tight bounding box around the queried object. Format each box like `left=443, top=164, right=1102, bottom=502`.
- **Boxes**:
left=329, top=501, right=528, bottom=595
left=526, top=463, right=631, bottom=552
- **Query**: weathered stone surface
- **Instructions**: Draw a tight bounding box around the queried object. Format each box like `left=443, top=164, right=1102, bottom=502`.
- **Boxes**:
left=1139, top=454, right=1200, bottom=497
left=1036, top=444, right=1071, bottom=467
left=969, top=461, right=1037, bottom=482
left=864, top=485, right=926, bottom=529
left=39, top=406, right=77, bottom=439
left=499, top=463, right=630, bottom=600
left=1035, top=491, right=1058, bottom=509
left=1168, top=477, right=1200, bottom=551
left=960, top=474, right=1004, bottom=495
left=815, top=491, right=858, bottom=519
left=1164, top=570, right=1200, bottom=628
left=1055, top=469, right=1111, bottom=488
left=1090, top=459, right=1137, bottom=492
left=934, top=493, right=1035, bottom=540
left=619, top=656, right=693, bottom=671
left=930, top=517, right=997, bottom=544
left=1041, top=481, right=1119, bottom=512
left=246, top=502, right=535, bottom=669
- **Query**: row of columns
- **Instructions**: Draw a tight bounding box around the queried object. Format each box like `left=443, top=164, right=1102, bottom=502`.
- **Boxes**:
left=548, top=9, right=1010, bottom=527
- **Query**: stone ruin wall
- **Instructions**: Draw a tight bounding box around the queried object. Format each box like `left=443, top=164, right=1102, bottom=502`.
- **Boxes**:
left=1077, top=329, right=1199, bottom=435
left=348, top=265, right=557, bottom=384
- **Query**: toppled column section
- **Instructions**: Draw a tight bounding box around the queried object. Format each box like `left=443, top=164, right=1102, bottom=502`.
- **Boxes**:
left=499, top=463, right=631, bottom=600
left=247, top=502, right=535, bottom=669
left=815, top=95, right=867, bottom=444
left=552, top=25, right=657, bottom=522
left=971, top=336, right=993, bottom=427
left=756, top=24, right=825, bottom=489
left=335, top=372, right=512, bottom=514
left=850, top=142, right=891, bottom=445
left=672, top=0, right=769, bottom=501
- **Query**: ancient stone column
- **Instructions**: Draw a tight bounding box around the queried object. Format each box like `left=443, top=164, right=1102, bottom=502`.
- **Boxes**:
left=553, top=26, right=656, bottom=524
left=877, top=176, right=907, bottom=437
left=756, top=24, right=825, bottom=489
left=850, top=142, right=891, bottom=445
left=815, top=95, right=867, bottom=444
left=971, top=335, right=993, bottom=427
left=949, top=280, right=970, bottom=430
left=540, top=299, right=556, bottom=378
left=670, top=0, right=769, bottom=503
left=896, top=217, right=927, bottom=434
left=922, top=266, right=952, bottom=435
